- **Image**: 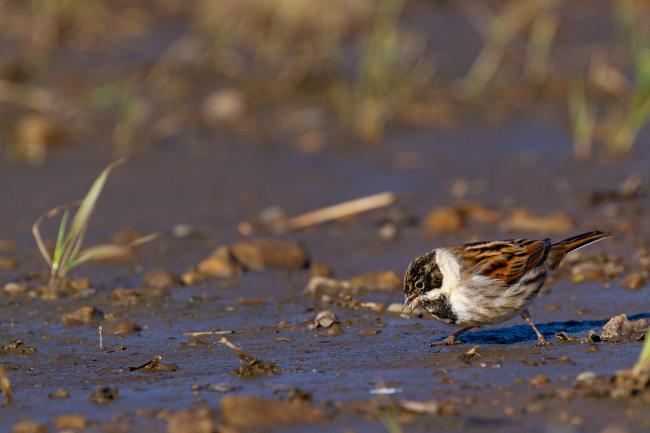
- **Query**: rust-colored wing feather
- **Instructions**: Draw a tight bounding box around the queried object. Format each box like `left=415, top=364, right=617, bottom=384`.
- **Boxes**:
left=455, top=239, right=551, bottom=285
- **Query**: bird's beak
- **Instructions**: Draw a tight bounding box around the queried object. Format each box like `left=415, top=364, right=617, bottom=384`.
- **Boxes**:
left=402, top=295, right=420, bottom=313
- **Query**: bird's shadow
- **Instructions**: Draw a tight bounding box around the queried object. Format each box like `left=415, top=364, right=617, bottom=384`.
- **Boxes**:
left=432, top=312, right=650, bottom=345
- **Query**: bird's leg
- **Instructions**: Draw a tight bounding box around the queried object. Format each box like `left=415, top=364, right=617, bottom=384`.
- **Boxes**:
left=521, top=309, right=548, bottom=345
left=431, top=327, right=473, bottom=346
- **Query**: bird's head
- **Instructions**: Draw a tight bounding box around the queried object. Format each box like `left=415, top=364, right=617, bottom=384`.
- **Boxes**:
left=402, top=250, right=444, bottom=311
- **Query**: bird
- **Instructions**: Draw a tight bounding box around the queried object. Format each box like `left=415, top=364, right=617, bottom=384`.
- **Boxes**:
left=402, top=231, right=611, bottom=345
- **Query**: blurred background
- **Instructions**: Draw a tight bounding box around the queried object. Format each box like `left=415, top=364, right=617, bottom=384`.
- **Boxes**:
left=0, top=0, right=648, bottom=242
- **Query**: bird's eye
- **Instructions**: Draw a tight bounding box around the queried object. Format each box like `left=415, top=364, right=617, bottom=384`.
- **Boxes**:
left=415, top=280, right=425, bottom=290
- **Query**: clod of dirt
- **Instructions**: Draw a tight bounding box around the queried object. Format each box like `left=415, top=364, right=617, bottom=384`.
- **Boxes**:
left=167, top=407, right=215, bottom=433
left=180, top=269, right=204, bottom=285
left=377, top=223, right=398, bottom=242
left=309, top=261, right=333, bottom=277
left=172, top=223, right=202, bottom=239
left=235, top=297, right=266, bottom=306
left=348, top=271, right=401, bottom=292
left=103, top=316, right=142, bottom=335
left=38, top=279, right=95, bottom=300
left=11, top=421, right=46, bottom=433
left=620, top=271, right=647, bottom=290
left=48, top=388, right=69, bottom=399
left=53, top=415, right=86, bottom=430
left=310, top=310, right=337, bottom=329
left=609, top=370, right=650, bottom=399
left=129, top=355, right=179, bottom=372
left=424, top=206, right=464, bottom=234
left=304, top=277, right=352, bottom=296
left=636, top=245, right=650, bottom=268
left=386, top=303, right=404, bottom=314
left=202, top=88, right=246, bottom=124
left=90, top=386, right=118, bottom=404
left=192, top=383, right=239, bottom=393
left=387, top=303, right=423, bottom=316
left=1, top=339, right=36, bottom=354
left=529, top=374, right=550, bottom=388
left=230, top=238, right=309, bottom=271
left=233, top=353, right=280, bottom=377
left=196, top=246, right=243, bottom=278
left=358, top=302, right=385, bottom=313
left=458, top=346, right=480, bottom=365
left=328, top=324, right=344, bottom=336
left=600, top=314, right=648, bottom=342
left=69, top=278, right=92, bottom=291
left=555, top=331, right=600, bottom=344
left=112, top=288, right=142, bottom=305
left=555, top=331, right=578, bottom=343
left=3, top=282, right=28, bottom=296
left=564, top=252, right=624, bottom=282
left=457, top=202, right=501, bottom=223
left=218, top=337, right=281, bottom=377
left=500, top=209, right=574, bottom=235
left=358, top=329, right=381, bottom=336
left=587, top=331, right=601, bottom=343
left=400, top=399, right=440, bottom=415
left=0, top=257, right=18, bottom=270
left=60, top=306, right=104, bottom=326
left=0, top=240, right=15, bottom=254
left=220, top=396, right=325, bottom=428
left=304, top=271, right=401, bottom=297
left=244, top=206, right=289, bottom=233
left=142, top=268, right=178, bottom=289
left=586, top=174, right=645, bottom=205
left=575, top=371, right=597, bottom=388
left=13, top=114, right=67, bottom=164
left=1, top=364, right=12, bottom=404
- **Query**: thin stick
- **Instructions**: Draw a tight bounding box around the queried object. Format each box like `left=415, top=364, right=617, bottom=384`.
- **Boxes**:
left=217, top=337, right=243, bottom=353
left=98, top=326, right=104, bottom=351
left=183, top=330, right=234, bottom=337
left=283, top=191, right=396, bottom=232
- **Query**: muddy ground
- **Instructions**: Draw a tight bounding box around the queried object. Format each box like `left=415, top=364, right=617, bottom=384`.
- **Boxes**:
left=2, top=1, right=650, bottom=432
left=2, top=123, right=649, bottom=433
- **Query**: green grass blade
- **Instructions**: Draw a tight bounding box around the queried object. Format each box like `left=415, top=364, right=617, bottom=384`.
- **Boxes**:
left=67, top=159, right=124, bottom=246
left=64, top=230, right=86, bottom=272
left=51, top=209, right=70, bottom=271
left=58, top=159, right=124, bottom=272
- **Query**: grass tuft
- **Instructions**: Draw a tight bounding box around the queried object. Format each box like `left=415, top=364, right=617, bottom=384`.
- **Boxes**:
left=32, top=160, right=157, bottom=289
left=332, top=0, right=435, bottom=142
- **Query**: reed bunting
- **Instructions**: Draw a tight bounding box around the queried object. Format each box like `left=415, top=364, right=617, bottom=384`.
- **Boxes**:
left=403, top=231, right=610, bottom=345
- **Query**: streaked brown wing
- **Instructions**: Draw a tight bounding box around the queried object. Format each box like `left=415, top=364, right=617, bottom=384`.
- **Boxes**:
left=456, top=238, right=551, bottom=285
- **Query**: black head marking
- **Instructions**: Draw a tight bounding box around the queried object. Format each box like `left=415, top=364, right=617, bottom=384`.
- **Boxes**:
left=403, top=250, right=444, bottom=298
left=420, top=294, right=457, bottom=324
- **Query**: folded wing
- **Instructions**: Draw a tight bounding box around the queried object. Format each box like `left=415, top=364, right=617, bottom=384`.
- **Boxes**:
left=455, top=238, right=551, bottom=285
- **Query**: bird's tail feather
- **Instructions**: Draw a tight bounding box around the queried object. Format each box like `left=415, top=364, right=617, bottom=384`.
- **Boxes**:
left=547, top=231, right=611, bottom=269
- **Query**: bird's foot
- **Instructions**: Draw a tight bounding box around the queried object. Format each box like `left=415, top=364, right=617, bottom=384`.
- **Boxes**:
left=534, top=337, right=551, bottom=347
